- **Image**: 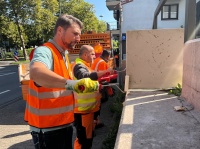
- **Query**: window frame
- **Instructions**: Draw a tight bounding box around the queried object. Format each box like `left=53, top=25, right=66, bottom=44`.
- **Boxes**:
left=161, top=4, right=179, bottom=20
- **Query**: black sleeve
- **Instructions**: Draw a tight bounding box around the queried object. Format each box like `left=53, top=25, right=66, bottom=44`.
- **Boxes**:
left=73, top=64, right=98, bottom=80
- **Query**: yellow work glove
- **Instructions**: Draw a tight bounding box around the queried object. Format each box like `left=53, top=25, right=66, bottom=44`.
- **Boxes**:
left=65, top=78, right=99, bottom=93
left=65, top=80, right=79, bottom=91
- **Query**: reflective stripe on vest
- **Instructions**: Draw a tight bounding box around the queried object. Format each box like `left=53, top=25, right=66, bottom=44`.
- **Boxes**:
left=25, top=42, right=74, bottom=128
left=94, top=59, right=104, bottom=71
left=29, top=88, right=72, bottom=99
left=73, top=91, right=101, bottom=113
left=72, top=58, right=101, bottom=113
left=26, top=104, right=74, bottom=116
left=73, top=91, right=101, bottom=112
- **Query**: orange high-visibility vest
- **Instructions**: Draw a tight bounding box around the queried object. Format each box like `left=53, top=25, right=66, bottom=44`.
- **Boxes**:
left=91, top=57, right=108, bottom=71
left=72, top=58, right=101, bottom=114
left=24, top=42, right=74, bottom=128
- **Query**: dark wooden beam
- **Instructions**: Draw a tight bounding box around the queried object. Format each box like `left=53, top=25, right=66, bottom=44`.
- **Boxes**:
left=152, top=0, right=167, bottom=29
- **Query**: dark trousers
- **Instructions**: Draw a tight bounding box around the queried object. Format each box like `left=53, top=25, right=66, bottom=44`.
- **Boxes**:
left=94, top=88, right=108, bottom=121
left=31, top=126, right=73, bottom=149
left=74, top=113, right=94, bottom=149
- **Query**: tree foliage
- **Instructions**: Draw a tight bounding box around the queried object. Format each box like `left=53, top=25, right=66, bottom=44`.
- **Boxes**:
left=0, top=0, right=107, bottom=60
left=25, top=0, right=59, bottom=46
left=61, top=0, right=106, bottom=33
left=0, top=0, right=36, bottom=59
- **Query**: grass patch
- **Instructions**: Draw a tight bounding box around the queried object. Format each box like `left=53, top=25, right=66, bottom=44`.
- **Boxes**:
left=11, top=61, right=30, bottom=65
left=11, top=58, right=30, bottom=65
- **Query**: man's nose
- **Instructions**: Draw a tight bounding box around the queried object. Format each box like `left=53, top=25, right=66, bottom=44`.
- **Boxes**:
left=76, top=35, right=81, bottom=42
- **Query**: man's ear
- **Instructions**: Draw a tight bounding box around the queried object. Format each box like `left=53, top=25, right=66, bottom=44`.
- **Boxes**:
left=57, top=26, right=63, bottom=35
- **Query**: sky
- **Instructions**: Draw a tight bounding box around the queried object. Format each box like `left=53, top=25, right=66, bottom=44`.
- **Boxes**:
left=84, top=0, right=116, bottom=24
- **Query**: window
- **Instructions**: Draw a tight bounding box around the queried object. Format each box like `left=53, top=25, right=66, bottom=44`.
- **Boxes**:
left=161, top=4, right=179, bottom=20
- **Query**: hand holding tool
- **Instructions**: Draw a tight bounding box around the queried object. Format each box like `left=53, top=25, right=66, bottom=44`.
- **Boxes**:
left=65, top=78, right=99, bottom=93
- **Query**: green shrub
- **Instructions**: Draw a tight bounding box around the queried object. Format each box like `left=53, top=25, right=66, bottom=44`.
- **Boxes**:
left=168, top=83, right=182, bottom=96
left=18, top=48, right=33, bottom=57
left=5, top=52, right=13, bottom=58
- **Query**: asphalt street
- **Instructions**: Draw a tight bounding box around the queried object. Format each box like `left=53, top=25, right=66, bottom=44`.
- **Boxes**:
left=0, top=65, right=22, bottom=108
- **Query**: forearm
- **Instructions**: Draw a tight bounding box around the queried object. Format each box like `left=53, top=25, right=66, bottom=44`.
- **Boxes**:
left=74, top=64, right=98, bottom=80
left=96, top=70, right=109, bottom=78
left=30, top=62, right=66, bottom=89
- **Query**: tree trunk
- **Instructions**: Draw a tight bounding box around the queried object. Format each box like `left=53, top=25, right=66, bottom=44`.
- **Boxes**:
left=13, top=6, right=28, bottom=60
left=16, top=22, right=28, bottom=60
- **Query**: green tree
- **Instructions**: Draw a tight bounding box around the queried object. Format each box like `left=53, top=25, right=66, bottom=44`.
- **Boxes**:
left=0, top=0, right=59, bottom=59
left=61, top=0, right=106, bottom=33
left=0, top=0, right=35, bottom=60
left=25, top=0, right=58, bottom=46
left=0, top=15, right=24, bottom=48
left=98, top=20, right=107, bottom=33
left=0, top=0, right=108, bottom=58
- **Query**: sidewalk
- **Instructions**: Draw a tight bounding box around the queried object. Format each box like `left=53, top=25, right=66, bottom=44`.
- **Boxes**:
left=0, top=61, right=15, bottom=66
left=115, top=90, right=200, bottom=149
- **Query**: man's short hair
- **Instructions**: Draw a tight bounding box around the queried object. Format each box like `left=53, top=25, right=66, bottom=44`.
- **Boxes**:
left=54, top=14, right=83, bottom=35
left=79, top=45, right=93, bottom=56
left=101, top=50, right=110, bottom=58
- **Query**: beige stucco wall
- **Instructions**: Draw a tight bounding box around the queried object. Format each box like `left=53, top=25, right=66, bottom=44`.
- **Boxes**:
left=181, top=39, right=200, bottom=110
left=126, top=29, right=184, bottom=89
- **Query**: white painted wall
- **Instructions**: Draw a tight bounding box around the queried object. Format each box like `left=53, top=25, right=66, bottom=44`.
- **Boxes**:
left=157, top=0, right=186, bottom=29
left=121, top=0, right=158, bottom=33
left=121, top=0, right=186, bottom=33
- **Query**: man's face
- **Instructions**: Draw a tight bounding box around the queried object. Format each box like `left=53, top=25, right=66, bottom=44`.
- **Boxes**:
left=85, top=48, right=96, bottom=63
left=60, top=23, right=81, bottom=51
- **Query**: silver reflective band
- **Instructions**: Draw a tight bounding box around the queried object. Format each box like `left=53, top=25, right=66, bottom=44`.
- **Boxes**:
left=73, top=91, right=99, bottom=99
left=26, top=103, right=74, bottom=116
left=29, top=88, right=73, bottom=99
left=95, top=59, right=104, bottom=71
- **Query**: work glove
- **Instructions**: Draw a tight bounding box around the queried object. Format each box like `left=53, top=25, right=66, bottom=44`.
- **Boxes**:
left=65, top=78, right=99, bottom=93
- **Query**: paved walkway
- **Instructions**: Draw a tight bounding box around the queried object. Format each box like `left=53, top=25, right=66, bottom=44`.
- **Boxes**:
left=0, top=61, right=15, bottom=66
left=115, top=90, right=200, bottom=149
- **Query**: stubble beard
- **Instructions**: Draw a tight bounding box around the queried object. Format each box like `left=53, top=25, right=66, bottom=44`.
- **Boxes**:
left=69, top=42, right=77, bottom=51
left=61, top=35, right=77, bottom=51
left=63, top=41, right=77, bottom=52
left=66, top=43, right=74, bottom=51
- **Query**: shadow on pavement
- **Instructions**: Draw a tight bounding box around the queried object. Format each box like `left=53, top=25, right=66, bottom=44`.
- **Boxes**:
left=2, top=131, right=30, bottom=139
left=8, top=140, right=34, bottom=149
